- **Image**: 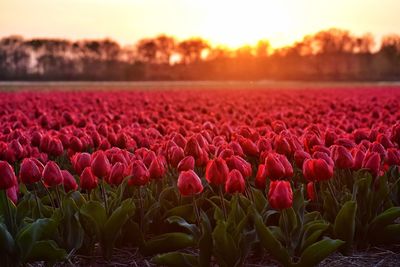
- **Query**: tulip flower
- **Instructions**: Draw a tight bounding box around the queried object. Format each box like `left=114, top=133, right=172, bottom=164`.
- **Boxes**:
left=128, top=160, right=150, bottom=186
left=149, top=157, right=166, bottom=180
left=303, top=158, right=333, bottom=182
left=265, top=153, right=293, bottom=180
left=91, top=150, right=111, bottom=178
left=108, top=162, right=126, bottom=186
left=72, top=152, right=92, bottom=175
left=225, top=169, right=245, bottom=194
left=80, top=167, right=98, bottom=191
left=177, top=170, right=203, bottom=196
left=362, top=152, right=381, bottom=176
left=225, top=155, right=252, bottom=178
left=61, top=170, right=78, bottom=192
left=331, top=145, right=354, bottom=169
left=268, top=180, right=293, bottom=210
left=205, top=157, right=229, bottom=186
left=177, top=156, right=195, bottom=172
left=0, top=161, right=17, bottom=190
left=306, top=182, right=315, bottom=201
left=19, top=158, right=42, bottom=184
left=255, top=164, right=267, bottom=189
left=43, top=161, right=63, bottom=187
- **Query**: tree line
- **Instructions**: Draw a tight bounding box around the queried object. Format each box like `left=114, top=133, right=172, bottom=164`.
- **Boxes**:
left=1, top=28, right=400, bottom=81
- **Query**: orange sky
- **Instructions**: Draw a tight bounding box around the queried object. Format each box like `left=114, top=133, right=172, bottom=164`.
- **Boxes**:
left=0, top=0, right=399, bottom=48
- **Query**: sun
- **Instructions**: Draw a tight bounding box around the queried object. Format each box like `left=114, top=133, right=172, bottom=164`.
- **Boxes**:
left=199, top=0, right=294, bottom=48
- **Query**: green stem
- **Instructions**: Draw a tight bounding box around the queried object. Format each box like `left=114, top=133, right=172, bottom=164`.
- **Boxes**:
left=1, top=190, right=14, bottom=235
left=327, top=180, right=339, bottom=212
left=55, top=185, right=63, bottom=213
left=40, top=180, right=56, bottom=209
left=33, top=184, right=43, bottom=217
left=192, top=195, right=201, bottom=226
left=219, top=186, right=227, bottom=220
left=138, top=186, right=144, bottom=232
left=100, top=180, right=109, bottom=215
left=281, top=209, right=291, bottom=250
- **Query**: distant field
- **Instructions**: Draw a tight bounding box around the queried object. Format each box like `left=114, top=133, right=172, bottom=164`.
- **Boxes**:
left=1, top=80, right=400, bottom=91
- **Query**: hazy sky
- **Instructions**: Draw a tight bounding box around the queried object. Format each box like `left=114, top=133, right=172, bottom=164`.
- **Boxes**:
left=0, top=0, right=399, bottom=48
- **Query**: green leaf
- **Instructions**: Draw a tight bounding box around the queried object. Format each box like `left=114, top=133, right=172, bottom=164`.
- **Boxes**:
left=198, top=211, right=212, bottom=267
left=333, top=201, right=357, bottom=254
left=151, top=252, right=198, bottom=267
left=62, top=197, right=84, bottom=251
left=167, top=216, right=200, bottom=239
left=212, top=220, right=240, bottom=267
left=300, top=222, right=329, bottom=252
left=143, top=233, right=195, bottom=256
left=252, top=209, right=291, bottom=266
left=0, top=222, right=15, bottom=254
left=103, top=198, right=136, bottom=259
left=369, top=207, right=400, bottom=234
left=296, top=238, right=344, bottom=267
left=16, top=218, right=58, bottom=261
left=79, top=200, right=107, bottom=239
left=25, top=240, right=67, bottom=263
left=165, top=204, right=195, bottom=221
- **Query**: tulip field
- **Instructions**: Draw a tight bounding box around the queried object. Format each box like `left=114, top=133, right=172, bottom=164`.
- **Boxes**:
left=1, top=84, right=400, bottom=266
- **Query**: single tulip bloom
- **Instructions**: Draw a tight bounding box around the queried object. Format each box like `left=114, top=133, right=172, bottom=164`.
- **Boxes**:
left=72, top=152, right=92, bottom=175
left=48, top=138, right=64, bottom=157
left=91, top=150, right=111, bottom=178
left=332, top=145, right=354, bottom=169
left=80, top=167, right=98, bottom=190
left=149, top=157, right=166, bottom=180
left=362, top=152, right=381, bottom=176
left=62, top=170, right=78, bottom=192
left=303, top=158, right=333, bottom=182
left=268, top=180, right=293, bottom=210
left=265, top=153, right=293, bottom=180
left=226, top=155, right=252, bottom=178
left=0, top=161, right=17, bottom=190
left=128, top=160, right=150, bottom=186
left=168, top=146, right=184, bottom=168
left=19, top=158, right=42, bottom=184
left=294, top=150, right=311, bottom=169
left=306, top=182, right=315, bottom=201
left=205, top=157, right=229, bottom=186
left=108, top=162, right=126, bottom=186
left=351, top=148, right=365, bottom=170
left=255, top=164, right=267, bottom=189
left=7, top=183, right=19, bottom=204
left=225, top=169, right=245, bottom=194
left=177, top=170, right=203, bottom=196
left=43, top=161, right=63, bottom=187
left=177, top=156, right=195, bottom=172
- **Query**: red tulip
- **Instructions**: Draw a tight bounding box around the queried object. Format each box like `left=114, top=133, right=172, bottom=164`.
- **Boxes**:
left=80, top=167, right=98, bottom=190
left=48, top=138, right=64, bottom=157
left=71, top=152, right=91, bottom=175
left=268, top=180, right=293, bottom=210
left=62, top=170, right=78, bottom=192
left=331, top=145, right=354, bottom=169
left=294, top=150, right=311, bottom=168
left=351, top=148, right=365, bottom=170
left=91, top=150, right=111, bottom=178
left=69, top=136, right=83, bottom=152
left=108, top=162, right=126, bottom=186
left=43, top=161, right=63, bottom=187
left=177, top=170, right=203, bottom=196
left=7, top=183, right=19, bottom=204
left=168, top=146, right=184, bottom=168
left=0, top=161, right=17, bottom=190
left=177, top=156, right=195, bottom=172
left=149, top=157, right=166, bottom=180
left=386, top=148, right=400, bottom=166
left=303, top=158, right=333, bottom=182
left=255, top=164, right=267, bottom=189
left=225, top=169, right=245, bottom=194
left=362, top=152, right=381, bottom=176
left=226, top=155, right=252, bottom=178
left=19, top=158, right=42, bottom=184
left=306, top=182, right=315, bottom=201
left=205, top=157, right=229, bottom=186
left=128, top=160, right=150, bottom=186
left=265, top=153, right=293, bottom=180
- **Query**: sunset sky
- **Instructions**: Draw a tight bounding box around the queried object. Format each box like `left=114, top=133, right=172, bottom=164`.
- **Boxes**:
left=0, top=0, right=399, bottom=48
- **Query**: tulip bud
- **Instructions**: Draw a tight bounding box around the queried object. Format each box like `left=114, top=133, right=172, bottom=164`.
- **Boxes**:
left=306, top=182, right=315, bottom=201
left=226, top=155, right=252, bottom=178
left=43, top=161, right=63, bottom=187
left=149, top=157, right=166, bottom=180
left=206, top=157, right=229, bottom=186
left=128, top=160, right=150, bottom=186
left=331, top=145, right=354, bottom=169
left=294, top=150, right=311, bottom=168
left=265, top=153, right=293, bottom=180
left=91, top=151, right=111, bottom=178
left=7, top=183, right=19, bottom=204
left=225, top=170, right=245, bottom=194
left=255, top=164, right=267, bottom=189
left=168, top=146, right=184, bottom=168
left=362, top=152, right=381, bottom=176
left=0, top=161, right=17, bottom=190
left=108, top=162, right=126, bottom=186
left=177, top=170, right=203, bottom=196
left=19, top=158, right=42, bottom=184
left=71, top=152, right=92, bottom=175
left=268, top=180, right=293, bottom=210
left=303, top=158, right=333, bottom=182
left=61, top=170, right=78, bottom=192
left=177, top=156, right=195, bottom=172
left=80, top=167, right=98, bottom=190
left=48, top=138, right=64, bottom=157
